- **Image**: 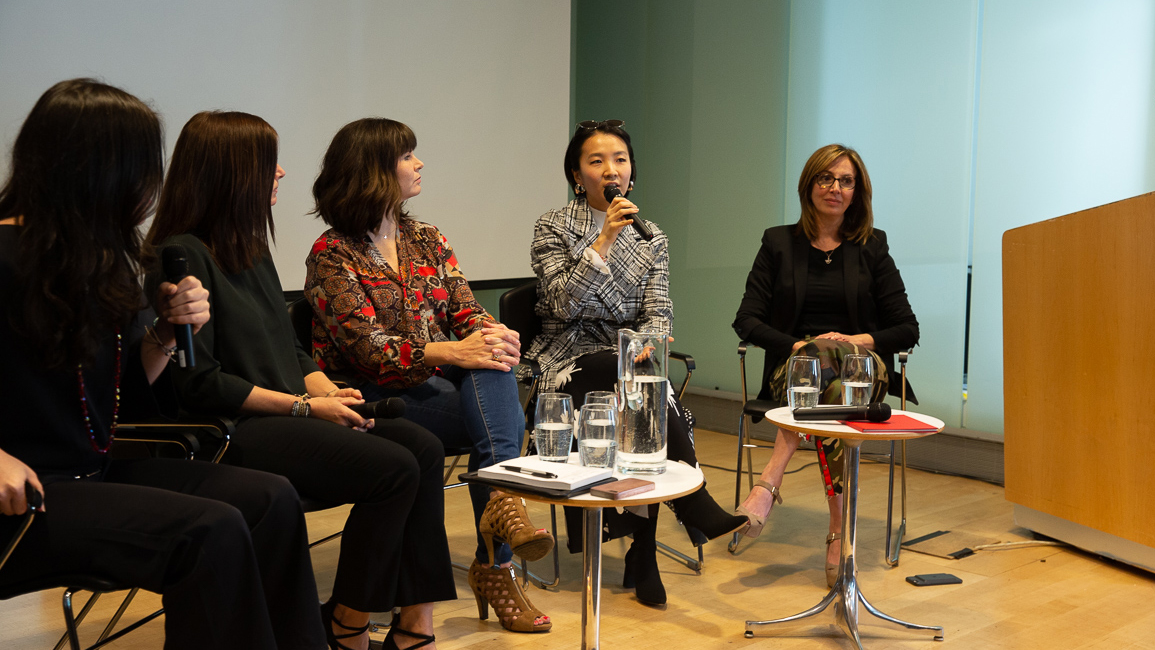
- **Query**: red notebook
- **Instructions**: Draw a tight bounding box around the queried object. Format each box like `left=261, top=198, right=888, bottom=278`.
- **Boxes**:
left=843, top=414, right=937, bottom=433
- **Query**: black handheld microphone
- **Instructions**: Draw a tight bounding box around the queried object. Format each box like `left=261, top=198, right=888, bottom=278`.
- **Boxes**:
left=793, top=403, right=891, bottom=422
left=161, top=245, right=195, bottom=368
left=349, top=397, right=407, bottom=420
left=603, top=185, right=653, bottom=241
left=25, top=481, right=43, bottom=512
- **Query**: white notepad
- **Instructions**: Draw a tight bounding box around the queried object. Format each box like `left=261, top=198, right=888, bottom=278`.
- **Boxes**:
left=478, top=455, right=613, bottom=491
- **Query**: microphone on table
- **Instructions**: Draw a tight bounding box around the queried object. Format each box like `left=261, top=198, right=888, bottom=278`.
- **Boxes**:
left=348, top=397, right=407, bottom=420
left=793, top=403, right=891, bottom=422
left=161, top=245, right=195, bottom=368
left=603, top=185, right=653, bottom=241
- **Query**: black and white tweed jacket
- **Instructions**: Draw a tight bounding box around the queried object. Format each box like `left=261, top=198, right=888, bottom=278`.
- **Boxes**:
left=520, top=197, right=673, bottom=391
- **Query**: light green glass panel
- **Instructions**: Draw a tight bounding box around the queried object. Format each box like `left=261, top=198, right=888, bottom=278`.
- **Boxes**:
left=966, top=0, right=1155, bottom=435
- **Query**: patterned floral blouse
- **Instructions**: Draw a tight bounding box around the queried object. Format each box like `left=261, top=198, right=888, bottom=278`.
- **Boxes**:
left=304, top=220, right=492, bottom=388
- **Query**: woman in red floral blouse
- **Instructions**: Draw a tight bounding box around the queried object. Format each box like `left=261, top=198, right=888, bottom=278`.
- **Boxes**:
left=305, top=118, right=552, bottom=635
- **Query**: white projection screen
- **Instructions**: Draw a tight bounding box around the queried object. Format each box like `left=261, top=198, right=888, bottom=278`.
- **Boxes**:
left=0, top=0, right=571, bottom=287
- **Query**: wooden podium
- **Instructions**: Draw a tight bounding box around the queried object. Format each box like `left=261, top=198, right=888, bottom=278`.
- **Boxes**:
left=1003, top=191, right=1155, bottom=572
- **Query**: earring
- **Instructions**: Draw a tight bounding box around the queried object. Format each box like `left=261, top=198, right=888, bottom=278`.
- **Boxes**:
left=627, top=181, right=634, bottom=191
left=575, top=184, right=585, bottom=194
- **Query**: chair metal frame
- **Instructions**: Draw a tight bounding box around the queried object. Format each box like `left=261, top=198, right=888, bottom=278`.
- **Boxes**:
left=728, top=341, right=912, bottom=560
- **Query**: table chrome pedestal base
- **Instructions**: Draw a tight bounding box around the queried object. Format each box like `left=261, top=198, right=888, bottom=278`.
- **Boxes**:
left=581, top=507, right=604, bottom=650
left=743, top=442, right=943, bottom=649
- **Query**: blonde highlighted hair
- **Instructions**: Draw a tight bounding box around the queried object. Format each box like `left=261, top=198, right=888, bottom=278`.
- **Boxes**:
left=796, top=143, right=873, bottom=244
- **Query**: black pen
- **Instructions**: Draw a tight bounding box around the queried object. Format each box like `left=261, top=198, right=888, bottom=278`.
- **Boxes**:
left=502, top=465, right=558, bottom=479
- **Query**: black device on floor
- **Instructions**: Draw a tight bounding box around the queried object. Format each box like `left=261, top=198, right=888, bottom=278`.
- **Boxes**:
left=905, top=573, right=962, bottom=586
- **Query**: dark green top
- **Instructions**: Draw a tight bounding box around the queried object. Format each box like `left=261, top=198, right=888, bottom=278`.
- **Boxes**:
left=150, top=234, right=317, bottom=417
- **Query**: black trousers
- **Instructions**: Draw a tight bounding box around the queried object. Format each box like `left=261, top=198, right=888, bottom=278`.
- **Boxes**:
left=226, top=416, right=456, bottom=611
left=0, top=458, right=325, bottom=650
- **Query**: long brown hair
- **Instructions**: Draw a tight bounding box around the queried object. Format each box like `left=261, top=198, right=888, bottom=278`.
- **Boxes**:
left=0, top=78, right=164, bottom=368
left=147, top=111, right=279, bottom=273
left=796, top=143, right=874, bottom=244
left=311, top=118, right=417, bottom=237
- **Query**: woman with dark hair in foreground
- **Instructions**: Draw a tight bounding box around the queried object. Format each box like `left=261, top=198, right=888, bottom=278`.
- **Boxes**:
left=147, top=111, right=453, bottom=650
left=0, top=79, right=326, bottom=650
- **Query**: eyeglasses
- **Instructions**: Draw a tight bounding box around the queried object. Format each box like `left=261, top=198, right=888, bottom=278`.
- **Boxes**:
left=815, top=172, right=855, bottom=190
left=576, top=119, right=625, bottom=131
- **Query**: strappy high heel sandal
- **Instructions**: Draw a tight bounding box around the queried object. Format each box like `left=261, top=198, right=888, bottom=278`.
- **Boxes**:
left=467, top=559, right=552, bottom=633
left=826, top=532, right=842, bottom=588
left=320, top=600, right=370, bottom=650
left=480, top=491, right=555, bottom=563
left=735, top=479, right=782, bottom=539
left=382, top=625, right=435, bottom=650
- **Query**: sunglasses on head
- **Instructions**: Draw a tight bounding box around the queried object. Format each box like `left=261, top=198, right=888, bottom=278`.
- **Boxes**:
left=576, top=119, right=625, bottom=131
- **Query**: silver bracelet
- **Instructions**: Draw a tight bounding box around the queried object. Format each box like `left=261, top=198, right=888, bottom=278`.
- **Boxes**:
left=291, top=399, right=312, bottom=418
left=145, top=325, right=177, bottom=363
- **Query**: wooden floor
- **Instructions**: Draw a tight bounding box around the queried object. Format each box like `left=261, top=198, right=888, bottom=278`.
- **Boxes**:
left=3, top=428, right=1153, bottom=649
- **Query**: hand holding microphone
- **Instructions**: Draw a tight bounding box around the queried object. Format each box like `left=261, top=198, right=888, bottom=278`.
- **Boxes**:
left=348, top=397, right=406, bottom=420
left=603, top=185, right=653, bottom=241
left=161, top=245, right=197, bottom=368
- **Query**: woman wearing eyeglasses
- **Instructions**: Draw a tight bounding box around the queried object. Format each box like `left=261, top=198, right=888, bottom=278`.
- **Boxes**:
left=523, top=120, right=748, bottom=606
left=732, top=143, right=919, bottom=588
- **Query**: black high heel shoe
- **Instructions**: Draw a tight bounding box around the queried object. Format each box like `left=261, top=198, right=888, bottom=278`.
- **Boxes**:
left=670, top=485, right=750, bottom=541
left=622, top=515, right=666, bottom=606
left=382, top=625, right=436, bottom=650
left=320, top=600, right=370, bottom=650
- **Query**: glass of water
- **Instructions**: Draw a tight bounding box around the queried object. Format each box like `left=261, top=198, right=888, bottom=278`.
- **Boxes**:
left=584, top=391, right=616, bottom=408
left=578, top=403, right=617, bottom=468
left=575, top=390, right=616, bottom=435
left=787, top=355, right=820, bottom=410
left=841, top=354, right=874, bottom=406
left=534, top=392, right=574, bottom=462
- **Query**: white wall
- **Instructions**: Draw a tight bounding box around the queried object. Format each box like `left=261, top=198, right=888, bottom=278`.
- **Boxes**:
left=0, top=0, right=571, bottom=287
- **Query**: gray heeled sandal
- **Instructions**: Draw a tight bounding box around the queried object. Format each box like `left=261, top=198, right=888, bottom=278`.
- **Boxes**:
left=826, top=532, right=842, bottom=587
left=735, top=479, right=783, bottom=539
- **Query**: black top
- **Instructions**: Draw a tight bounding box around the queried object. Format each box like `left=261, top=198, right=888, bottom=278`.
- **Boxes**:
left=149, top=234, right=317, bottom=417
left=732, top=223, right=920, bottom=403
left=795, top=246, right=851, bottom=337
left=0, top=226, right=170, bottom=478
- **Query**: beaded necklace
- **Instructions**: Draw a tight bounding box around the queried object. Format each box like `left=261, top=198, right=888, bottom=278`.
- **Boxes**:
left=77, top=328, right=122, bottom=454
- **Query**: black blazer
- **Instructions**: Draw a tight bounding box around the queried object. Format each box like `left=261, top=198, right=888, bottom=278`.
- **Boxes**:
left=732, top=224, right=919, bottom=403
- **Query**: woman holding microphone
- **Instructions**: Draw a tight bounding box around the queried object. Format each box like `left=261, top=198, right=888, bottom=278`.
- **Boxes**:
left=524, top=119, right=747, bottom=605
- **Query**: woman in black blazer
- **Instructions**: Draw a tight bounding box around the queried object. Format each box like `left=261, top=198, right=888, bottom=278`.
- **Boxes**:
left=732, top=143, right=918, bottom=587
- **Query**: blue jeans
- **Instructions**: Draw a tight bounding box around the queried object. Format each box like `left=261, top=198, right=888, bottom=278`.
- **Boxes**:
left=358, top=366, right=524, bottom=565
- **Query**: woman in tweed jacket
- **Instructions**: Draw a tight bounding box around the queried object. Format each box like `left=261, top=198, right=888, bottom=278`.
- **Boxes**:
left=523, top=120, right=748, bottom=606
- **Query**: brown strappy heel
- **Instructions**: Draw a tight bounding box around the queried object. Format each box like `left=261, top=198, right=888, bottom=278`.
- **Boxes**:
left=479, top=491, right=554, bottom=563
left=467, top=559, right=552, bottom=633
